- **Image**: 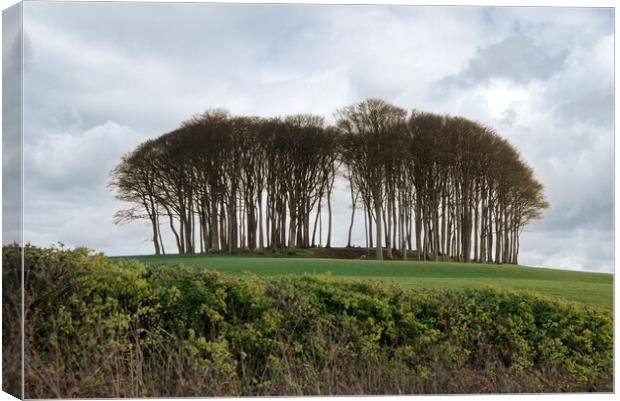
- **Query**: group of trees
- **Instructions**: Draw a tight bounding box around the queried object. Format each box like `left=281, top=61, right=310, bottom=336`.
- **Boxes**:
left=110, top=98, right=548, bottom=264
left=111, top=111, right=338, bottom=256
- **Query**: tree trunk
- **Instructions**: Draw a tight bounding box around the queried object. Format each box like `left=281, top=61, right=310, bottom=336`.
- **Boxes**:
left=375, top=199, right=383, bottom=261
left=415, top=202, right=422, bottom=261
left=210, top=200, right=219, bottom=251
left=156, top=213, right=165, bottom=255
left=288, top=207, right=297, bottom=253
left=347, top=191, right=358, bottom=247
left=326, top=187, right=333, bottom=248
left=258, top=195, right=264, bottom=253
left=312, top=200, right=321, bottom=247
left=150, top=216, right=161, bottom=255
left=367, top=204, right=374, bottom=248
left=364, top=204, right=369, bottom=257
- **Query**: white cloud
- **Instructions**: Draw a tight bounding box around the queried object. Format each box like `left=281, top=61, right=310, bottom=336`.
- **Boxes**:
left=26, top=121, right=143, bottom=190
left=23, top=121, right=148, bottom=252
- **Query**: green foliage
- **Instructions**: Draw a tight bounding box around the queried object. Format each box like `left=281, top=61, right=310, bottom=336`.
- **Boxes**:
left=5, top=245, right=612, bottom=398
left=2, top=243, right=22, bottom=398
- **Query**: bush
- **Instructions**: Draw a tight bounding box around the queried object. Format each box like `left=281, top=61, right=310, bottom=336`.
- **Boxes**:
left=2, top=244, right=613, bottom=397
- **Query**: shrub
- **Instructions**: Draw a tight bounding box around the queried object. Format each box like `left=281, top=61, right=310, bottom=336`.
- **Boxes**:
left=2, top=244, right=612, bottom=397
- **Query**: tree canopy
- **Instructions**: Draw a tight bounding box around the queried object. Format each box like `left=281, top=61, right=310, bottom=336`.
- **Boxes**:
left=110, top=98, right=548, bottom=264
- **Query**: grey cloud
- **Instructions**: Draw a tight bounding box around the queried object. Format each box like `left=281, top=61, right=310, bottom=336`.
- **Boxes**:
left=436, top=35, right=569, bottom=92
left=544, top=36, right=613, bottom=128
left=533, top=193, right=612, bottom=234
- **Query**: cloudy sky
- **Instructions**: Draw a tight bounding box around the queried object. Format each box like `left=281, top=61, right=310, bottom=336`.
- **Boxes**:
left=16, top=2, right=613, bottom=271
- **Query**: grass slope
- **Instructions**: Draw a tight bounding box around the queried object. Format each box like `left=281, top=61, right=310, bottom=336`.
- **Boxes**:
left=117, top=249, right=613, bottom=310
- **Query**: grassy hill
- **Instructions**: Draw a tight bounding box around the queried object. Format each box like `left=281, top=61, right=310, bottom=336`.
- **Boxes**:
left=114, top=248, right=613, bottom=310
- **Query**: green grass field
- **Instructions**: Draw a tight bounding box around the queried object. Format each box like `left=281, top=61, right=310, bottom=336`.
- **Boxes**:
left=115, top=250, right=613, bottom=311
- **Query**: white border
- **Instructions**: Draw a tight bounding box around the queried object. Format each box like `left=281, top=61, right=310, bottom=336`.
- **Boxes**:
left=0, top=1, right=615, bottom=401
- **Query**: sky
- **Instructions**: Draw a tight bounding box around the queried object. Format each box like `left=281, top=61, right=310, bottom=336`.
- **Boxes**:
left=13, top=1, right=613, bottom=272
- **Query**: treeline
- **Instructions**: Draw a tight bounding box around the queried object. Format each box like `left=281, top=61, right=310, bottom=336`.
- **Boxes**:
left=110, top=98, right=548, bottom=263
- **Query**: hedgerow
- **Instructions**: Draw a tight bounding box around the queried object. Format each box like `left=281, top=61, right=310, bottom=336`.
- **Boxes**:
left=2, top=244, right=612, bottom=397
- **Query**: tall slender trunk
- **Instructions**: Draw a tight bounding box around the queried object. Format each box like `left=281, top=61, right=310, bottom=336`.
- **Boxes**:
left=432, top=201, right=440, bottom=261
left=495, top=204, right=502, bottom=264
left=441, top=192, right=446, bottom=256
left=257, top=195, right=264, bottom=252
left=487, top=200, right=493, bottom=263
left=364, top=204, right=369, bottom=256
left=318, top=202, right=323, bottom=247
left=288, top=207, right=297, bottom=252
left=367, top=203, right=374, bottom=248
left=168, top=213, right=182, bottom=254
left=148, top=197, right=161, bottom=255
left=210, top=199, right=219, bottom=251
left=228, top=202, right=235, bottom=254
left=375, top=193, right=383, bottom=261
left=312, top=200, right=321, bottom=247
left=280, top=200, right=287, bottom=249
left=222, top=200, right=229, bottom=251
left=347, top=191, right=359, bottom=247
left=480, top=194, right=486, bottom=264
left=150, top=216, right=161, bottom=255
left=415, top=202, right=422, bottom=261
left=384, top=204, right=391, bottom=259
left=474, top=183, right=479, bottom=262
left=392, top=195, right=398, bottom=257
left=326, top=186, right=333, bottom=248
left=400, top=192, right=407, bottom=261
left=406, top=204, right=412, bottom=251
left=156, top=213, right=165, bottom=255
